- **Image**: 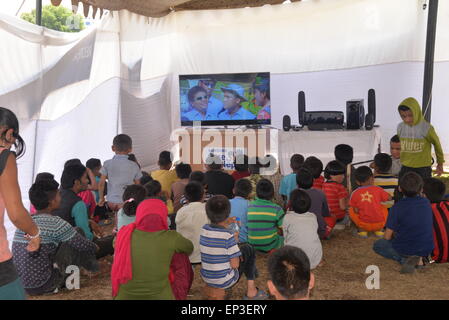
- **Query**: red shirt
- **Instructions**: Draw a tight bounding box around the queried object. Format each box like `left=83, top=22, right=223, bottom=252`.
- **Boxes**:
left=232, top=170, right=250, bottom=181
left=313, top=176, right=325, bottom=190
left=349, top=185, right=389, bottom=223
left=322, top=181, right=348, bottom=219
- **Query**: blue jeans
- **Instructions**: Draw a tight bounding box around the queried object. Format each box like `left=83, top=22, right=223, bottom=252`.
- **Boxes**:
left=373, top=239, right=407, bottom=264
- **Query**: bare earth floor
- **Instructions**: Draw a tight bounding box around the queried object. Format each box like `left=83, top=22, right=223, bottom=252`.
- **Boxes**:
left=29, top=227, right=449, bottom=300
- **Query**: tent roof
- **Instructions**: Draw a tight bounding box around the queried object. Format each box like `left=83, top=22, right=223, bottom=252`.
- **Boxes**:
left=52, top=0, right=302, bottom=18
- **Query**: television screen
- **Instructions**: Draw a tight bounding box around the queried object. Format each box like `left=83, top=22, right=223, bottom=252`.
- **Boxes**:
left=179, top=72, right=270, bottom=126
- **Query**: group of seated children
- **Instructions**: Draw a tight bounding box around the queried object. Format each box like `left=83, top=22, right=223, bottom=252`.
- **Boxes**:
left=15, top=98, right=449, bottom=300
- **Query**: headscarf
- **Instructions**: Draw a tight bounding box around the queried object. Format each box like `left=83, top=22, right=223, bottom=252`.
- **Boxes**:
left=111, top=199, right=168, bottom=297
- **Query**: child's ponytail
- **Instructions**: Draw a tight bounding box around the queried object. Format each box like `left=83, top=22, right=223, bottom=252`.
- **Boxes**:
left=122, top=184, right=146, bottom=217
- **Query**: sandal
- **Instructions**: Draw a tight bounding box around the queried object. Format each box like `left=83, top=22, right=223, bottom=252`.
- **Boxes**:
left=243, top=288, right=268, bottom=300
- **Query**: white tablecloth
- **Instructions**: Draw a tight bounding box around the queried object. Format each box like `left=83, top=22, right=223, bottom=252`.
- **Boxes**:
left=278, top=127, right=382, bottom=175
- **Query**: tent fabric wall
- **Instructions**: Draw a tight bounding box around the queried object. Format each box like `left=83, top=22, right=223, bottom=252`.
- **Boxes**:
left=1, top=0, right=449, bottom=244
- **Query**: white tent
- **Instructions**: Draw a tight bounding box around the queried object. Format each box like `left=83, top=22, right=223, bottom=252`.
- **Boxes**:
left=1, top=0, right=449, bottom=243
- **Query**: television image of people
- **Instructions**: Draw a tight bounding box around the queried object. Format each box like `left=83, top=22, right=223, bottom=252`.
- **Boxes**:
left=179, top=72, right=270, bottom=126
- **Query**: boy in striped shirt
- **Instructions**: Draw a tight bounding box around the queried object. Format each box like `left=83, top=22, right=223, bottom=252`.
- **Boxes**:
left=247, top=179, right=285, bottom=253
left=322, top=161, right=349, bottom=226
left=200, top=195, right=267, bottom=299
left=373, top=153, right=398, bottom=208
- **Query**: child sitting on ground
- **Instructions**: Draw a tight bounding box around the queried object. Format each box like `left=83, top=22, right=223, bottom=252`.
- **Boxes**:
left=267, top=246, right=314, bottom=300
left=280, top=154, right=304, bottom=206
left=334, top=144, right=357, bottom=193
left=229, top=179, right=253, bottom=243
left=322, top=161, right=348, bottom=229
left=30, top=172, right=55, bottom=215
left=303, top=156, right=325, bottom=190
left=200, top=195, right=267, bottom=300
left=296, top=169, right=333, bottom=239
left=423, top=178, right=449, bottom=263
left=179, top=171, right=212, bottom=207
left=247, top=179, right=284, bottom=253
left=283, top=189, right=323, bottom=269
left=175, top=181, right=210, bottom=264
left=171, top=162, right=192, bottom=214
left=150, top=151, right=177, bottom=217
left=373, top=153, right=398, bottom=208
left=232, top=154, right=250, bottom=181
left=389, top=135, right=402, bottom=176
left=244, top=157, right=263, bottom=200
left=349, top=166, right=391, bottom=238
left=373, top=172, right=434, bottom=273
left=117, top=184, right=147, bottom=231
left=12, top=179, right=98, bottom=296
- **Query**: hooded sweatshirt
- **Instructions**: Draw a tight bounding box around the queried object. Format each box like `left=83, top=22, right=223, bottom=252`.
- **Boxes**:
left=397, top=97, right=444, bottom=168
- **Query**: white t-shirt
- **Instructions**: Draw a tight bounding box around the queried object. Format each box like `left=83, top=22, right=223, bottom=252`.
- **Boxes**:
left=283, top=211, right=323, bottom=269
left=175, top=202, right=210, bottom=263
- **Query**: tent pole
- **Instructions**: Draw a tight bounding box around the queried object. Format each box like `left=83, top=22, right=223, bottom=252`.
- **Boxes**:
left=36, top=0, right=42, bottom=26
left=422, top=0, right=438, bottom=122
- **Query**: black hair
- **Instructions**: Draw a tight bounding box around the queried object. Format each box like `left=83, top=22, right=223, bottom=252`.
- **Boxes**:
left=144, top=180, right=162, bottom=197
left=60, top=164, right=86, bottom=189
left=324, top=160, right=345, bottom=180
left=206, top=154, right=223, bottom=171
left=423, top=178, right=446, bottom=203
left=140, top=171, right=153, bottom=185
left=122, top=184, right=147, bottom=217
left=289, top=189, right=311, bottom=214
left=398, top=105, right=411, bottom=112
left=35, top=172, right=54, bottom=183
left=189, top=171, right=207, bottom=185
left=113, top=134, right=132, bottom=152
left=256, top=179, right=274, bottom=200
left=260, top=154, right=277, bottom=169
left=267, top=245, right=311, bottom=299
left=290, top=154, right=304, bottom=172
left=334, top=144, right=353, bottom=165
left=296, top=168, right=313, bottom=190
left=303, top=156, right=323, bottom=179
left=234, top=154, right=249, bottom=173
left=188, top=86, right=208, bottom=103
left=29, top=179, right=59, bottom=211
left=128, top=154, right=140, bottom=168
left=399, top=172, right=423, bottom=197
left=354, top=166, right=373, bottom=184
left=86, top=158, right=101, bottom=170
left=374, top=153, right=392, bottom=174
left=234, top=178, right=252, bottom=199
left=175, top=162, right=192, bottom=179
left=184, top=181, right=204, bottom=203
left=158, top=151, right=172, bottom=167
left=0, top=107, right=26, bottom=159
left=390, top=135, right=400, bottom=143
left=205, top=195, right=230, bottom=224
left=64, top=158, right=82, bottom=169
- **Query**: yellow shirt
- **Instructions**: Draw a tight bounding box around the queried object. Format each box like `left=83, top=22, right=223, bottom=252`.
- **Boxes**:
left=151, top=169, right=178, bottom=213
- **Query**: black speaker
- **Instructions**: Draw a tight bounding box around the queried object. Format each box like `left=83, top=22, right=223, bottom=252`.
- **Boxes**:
left=368, top=88, right=376, bottom=124
left=346, top=99, right=365, bottom=129
left=298, top=91, right=306, bottom=126
left=365, top=113, right=374, bottom=130
left=283, top=115, right=291, bottom=131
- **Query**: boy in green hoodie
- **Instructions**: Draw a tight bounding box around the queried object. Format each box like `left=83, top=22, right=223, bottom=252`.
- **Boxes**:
left=397, top=97, right=444, bottom=179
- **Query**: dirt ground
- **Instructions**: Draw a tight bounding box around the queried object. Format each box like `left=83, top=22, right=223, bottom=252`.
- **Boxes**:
left=29, top=226, right=449, bottom=300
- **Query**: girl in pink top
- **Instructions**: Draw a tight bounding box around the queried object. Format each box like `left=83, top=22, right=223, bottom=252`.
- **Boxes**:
left=0, top=107, right=40, bottom=300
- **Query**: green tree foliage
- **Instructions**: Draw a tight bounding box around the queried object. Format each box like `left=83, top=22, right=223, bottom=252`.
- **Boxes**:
left=21, top=5, right=85, bottom=32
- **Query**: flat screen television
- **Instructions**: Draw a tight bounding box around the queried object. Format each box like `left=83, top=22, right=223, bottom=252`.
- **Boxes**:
left=179, top=72, right=270, bottom=126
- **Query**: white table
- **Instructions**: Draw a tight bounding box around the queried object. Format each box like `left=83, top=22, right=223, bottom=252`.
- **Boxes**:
left=278, top=127, right=382, bottom=175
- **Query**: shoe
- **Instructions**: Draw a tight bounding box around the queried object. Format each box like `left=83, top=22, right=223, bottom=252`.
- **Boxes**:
left=357, top=231, right=368, bottom=239
left=374, top=231, right=384, bottom=238
left=400, top=256, right=420, bottom=274
left=243, top=288, right=268, bottom=300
